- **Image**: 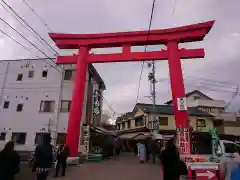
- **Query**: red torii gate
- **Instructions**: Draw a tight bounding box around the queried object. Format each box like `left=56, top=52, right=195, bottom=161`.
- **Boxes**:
left=49, top=20, right=214, bottom=157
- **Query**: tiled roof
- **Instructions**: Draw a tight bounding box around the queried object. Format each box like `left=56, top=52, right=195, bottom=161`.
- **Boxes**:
left=135, top=103, right=213, bottom=117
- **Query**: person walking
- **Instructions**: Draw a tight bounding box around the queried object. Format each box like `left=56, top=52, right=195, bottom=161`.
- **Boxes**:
left=31, top=134, right=55, bottom=180
left=145, top=139, right=151, bottom=163
left=115, top=137, right=121, bottom=156
left=137, top=140, right=146, bottom=164
left=150, top=139, right=160, bottom=164
left=55, top=144, right=70, bottom=177
left=0, top=141, right=20, bottom=180
left=160, top=138, right=180, bottom=180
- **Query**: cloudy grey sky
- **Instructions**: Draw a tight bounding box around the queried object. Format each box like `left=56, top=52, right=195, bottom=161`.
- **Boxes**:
left=0, top=0, right=240, bottom=118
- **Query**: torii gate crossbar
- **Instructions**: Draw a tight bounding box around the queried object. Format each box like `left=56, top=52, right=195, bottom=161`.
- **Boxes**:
left=49, top=20, right=214, bottom=157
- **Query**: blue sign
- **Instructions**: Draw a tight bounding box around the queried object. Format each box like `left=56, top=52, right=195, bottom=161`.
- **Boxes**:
left=154, top=116, right=159, bottom=130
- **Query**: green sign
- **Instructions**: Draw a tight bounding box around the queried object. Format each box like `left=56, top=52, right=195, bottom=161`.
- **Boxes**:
left=209, top=129, right=221, bottom=155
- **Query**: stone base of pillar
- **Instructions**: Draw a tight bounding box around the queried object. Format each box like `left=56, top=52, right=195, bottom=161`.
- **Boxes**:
left=66, top=153, right=87, bottom=165
left=66, top=157, right=80, bottom=165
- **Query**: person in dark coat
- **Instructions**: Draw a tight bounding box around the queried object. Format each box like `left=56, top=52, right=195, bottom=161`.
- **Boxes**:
left=145, top=139, right=151, bottom=162
left=0, top=141, right=20, bottom=180
left=160, top=138, right=180, bottom=180
left=55, top=144, right=70, bottom=177
left=114, top=137, right=121, bottom=156
left=134, top=142, right=138, bottom=156
left=31, top=134, right=55, bottom=180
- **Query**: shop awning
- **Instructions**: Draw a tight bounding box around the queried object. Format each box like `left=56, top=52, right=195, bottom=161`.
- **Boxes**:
left=90, top=125, right=117, bottom=136
left=163, top=134, right=174, bottom=140
left=134, top=133, right=151, bottom=140
left=119, top=133, right=140, bottom=139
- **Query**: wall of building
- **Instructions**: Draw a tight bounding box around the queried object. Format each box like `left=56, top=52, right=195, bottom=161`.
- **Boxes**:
left=186, top=93, right=226, bottom=108
left=0, top=59, right=104, bottom=152
left=224, top=127, right=240, bottom=136
left=147, top=114, right=213, bottom=132
left=116, top=107, right=214, bottom=133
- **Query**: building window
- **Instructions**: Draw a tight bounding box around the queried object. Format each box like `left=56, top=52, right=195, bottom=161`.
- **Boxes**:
left=0, top=132, right=6, bottom=141
left=11, top=132, right=27, bottom=144
left=16, top=104, right=23, bottom=112
left=40, top=101, right=55, bottom=112
left=159, top=117, right=168, bottom=126
left=34, top=133, right=50, bottom=145
left=56, top=133, right=66, bottom=145
left=60, top=100, right=71, bottom=112
left=196, top=119, right=206, bottom=127
left=28, top=70, right=34, bottom=78
left=127, top=121, right=131, bottom=129
left=194, top=96, right=201, bottom=100
left=3, top=101, right=10, bottom=109
left=64, top=70, right=75, bottom=81
left=42, top=70, right=48, bottom=78
left=117, top=124, right=120, bottom=130
left=16, top=73, right=23, bottom=81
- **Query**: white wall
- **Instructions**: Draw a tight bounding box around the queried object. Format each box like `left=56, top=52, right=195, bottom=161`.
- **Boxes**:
left=0, top=59, right=103, bottom=152
left=186, top=93, right=226, bottom=108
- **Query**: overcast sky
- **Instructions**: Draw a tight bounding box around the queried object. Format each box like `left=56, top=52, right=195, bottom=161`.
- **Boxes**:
left=0, top=0, right=240, bottom=118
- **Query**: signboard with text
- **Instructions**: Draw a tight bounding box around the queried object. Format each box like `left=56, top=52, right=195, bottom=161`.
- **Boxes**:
left=177, top=97, right=187, bottom=111
left=176, top=128, right=190, bottom=154
left=195, top=169, right=218, bottom=180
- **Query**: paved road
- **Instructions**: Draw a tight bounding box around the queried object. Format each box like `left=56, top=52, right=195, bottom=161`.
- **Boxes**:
left=16, top=153, right=161, bottom=180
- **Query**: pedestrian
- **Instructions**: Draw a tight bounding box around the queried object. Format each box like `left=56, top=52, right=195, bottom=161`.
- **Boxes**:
left=114, top=137, right=121, bottom=156
left=137, top=140, right=146, bottom=164
left=145, top=139, right=150, bottom=162
left=134, top=142, right=138, bottom=156
left=151, top=139, right=160, bottom=164
left=31, top=134, right=55, bottom=180
left=160, top=138, right=180, bottom=180
left=55, top=144, right=70, bottom=177
left=0, top=141, right=20, bottom=180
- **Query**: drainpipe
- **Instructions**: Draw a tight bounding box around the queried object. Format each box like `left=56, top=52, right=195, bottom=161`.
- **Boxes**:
left=0, top=62, right=10, bottom=111
left=53, top=65, right=64, bottom=146
left=0, top=62, right=10, bottom=140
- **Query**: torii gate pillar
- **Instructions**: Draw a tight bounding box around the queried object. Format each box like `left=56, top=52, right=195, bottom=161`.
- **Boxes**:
left=49, top=20, right=214, bottom=157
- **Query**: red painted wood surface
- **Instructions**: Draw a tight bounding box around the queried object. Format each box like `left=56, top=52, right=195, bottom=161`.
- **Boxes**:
left=49, top=20, right=215, bottom=157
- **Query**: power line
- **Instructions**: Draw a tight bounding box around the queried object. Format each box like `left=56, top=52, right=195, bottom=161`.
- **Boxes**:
left=0, top=29, right=37, bottom=57
left=185, top=76, right=238, bottom=86
left=0, top=0, right=59, bottom=56
left=157, top=76, right=239, bottom=90
left=0, top=17, right=60, bottom=68
left=135, top=0, right=156, bottom=103
left=0, top=28, right=61, bottom=72
left=224, top=85, right=239, bottom=109
left=97, top=92, right=121, bottom=117
left=172, top=0, right=178, bottom=16
left=21, top=0, right=53, bottom=33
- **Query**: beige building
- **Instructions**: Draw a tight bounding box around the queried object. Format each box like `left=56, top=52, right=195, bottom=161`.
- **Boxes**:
left=165, top=90, right=239, bottom=135
left=116, top=102, right=214, bottom=138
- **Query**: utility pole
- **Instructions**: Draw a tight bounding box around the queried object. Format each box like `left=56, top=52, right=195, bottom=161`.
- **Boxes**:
left=148, top=60, right=157, bottom=137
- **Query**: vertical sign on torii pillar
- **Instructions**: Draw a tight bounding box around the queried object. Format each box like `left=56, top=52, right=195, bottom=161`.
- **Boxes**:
left=49, top=20, right=214, bottom=157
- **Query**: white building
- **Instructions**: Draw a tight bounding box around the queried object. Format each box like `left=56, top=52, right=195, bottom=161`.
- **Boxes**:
left=0, top=58, right=105, bottom=152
